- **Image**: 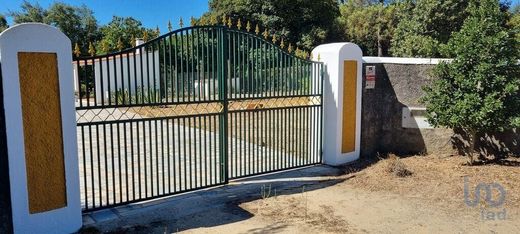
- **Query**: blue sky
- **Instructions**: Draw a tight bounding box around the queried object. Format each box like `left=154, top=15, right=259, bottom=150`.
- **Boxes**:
left=0, top=0, right=209, bottom=32
left=510, top=0, right=520, bottom=8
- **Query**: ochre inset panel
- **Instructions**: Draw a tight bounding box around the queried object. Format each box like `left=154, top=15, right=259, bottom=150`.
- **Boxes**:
left=341, top=60, right=357, bottom=153
left=18, top=52, right=67, bottom=214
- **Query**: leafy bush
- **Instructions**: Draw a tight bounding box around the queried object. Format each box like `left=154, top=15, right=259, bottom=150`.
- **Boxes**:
left=422, top=0, right=520, bottom=164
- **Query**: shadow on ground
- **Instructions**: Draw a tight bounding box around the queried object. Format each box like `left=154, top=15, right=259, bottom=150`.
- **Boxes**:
left=80, top=165, right=352, bottom=234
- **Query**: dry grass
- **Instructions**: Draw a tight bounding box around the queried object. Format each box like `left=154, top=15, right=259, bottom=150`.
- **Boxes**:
left=242, top=193, right=355, bottom=233
left=345, top=154, right=520, bottom=210
left=384, top=154, right=413, bottom=177
left=131, top=97, right=313, bottom=118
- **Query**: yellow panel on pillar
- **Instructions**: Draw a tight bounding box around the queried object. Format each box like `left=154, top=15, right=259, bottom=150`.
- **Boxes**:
left=18, top=52, right=67, bottom=214
left=342, top=60, right=357, bottom=153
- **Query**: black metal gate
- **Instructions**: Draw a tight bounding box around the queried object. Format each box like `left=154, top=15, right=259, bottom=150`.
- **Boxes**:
left=75, top=24, right=323, bottom=212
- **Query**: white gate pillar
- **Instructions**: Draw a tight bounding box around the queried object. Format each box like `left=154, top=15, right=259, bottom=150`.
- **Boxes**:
left=312, top=43, right=363, bottom=166
left=0, top=23, right=82, bottom=233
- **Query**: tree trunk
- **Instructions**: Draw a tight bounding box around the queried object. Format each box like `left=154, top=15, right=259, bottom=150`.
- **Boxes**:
left=377, top=35, right=383, bottom=57
left=377, top=2, right=383, bottom=57
left=467, top=129, right=477, bottom=165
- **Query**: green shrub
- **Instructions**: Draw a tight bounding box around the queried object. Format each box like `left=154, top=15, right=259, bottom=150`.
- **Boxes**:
left=422, top=0, right=520, bottom=164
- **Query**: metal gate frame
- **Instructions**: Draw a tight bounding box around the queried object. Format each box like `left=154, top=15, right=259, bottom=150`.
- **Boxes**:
left=75, top=24, right=323, bottom=212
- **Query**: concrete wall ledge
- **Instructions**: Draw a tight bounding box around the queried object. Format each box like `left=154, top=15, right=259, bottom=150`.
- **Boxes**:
left=363, top=57, right=452, bottom=65
left=363, top=57, right=520, bottom=65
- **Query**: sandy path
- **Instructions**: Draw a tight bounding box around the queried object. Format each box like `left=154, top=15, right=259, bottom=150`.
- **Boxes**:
left=181, top=183, right=520, bottom=234
left=84, top=161, right=520, bottom=234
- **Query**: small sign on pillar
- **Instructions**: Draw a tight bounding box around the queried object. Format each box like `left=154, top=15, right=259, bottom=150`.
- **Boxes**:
left=365, top=65, right=376, bottom=89
left=0, top=23, right=81, bottom=234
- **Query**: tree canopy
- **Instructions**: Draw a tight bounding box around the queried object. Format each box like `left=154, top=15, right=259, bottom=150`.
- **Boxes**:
left=390, top=0, right=471, bottom=57
left=1, top=0, right=518, bottom=57
left=9, top=1, right=101, bottom=54
left=0, top=15, right=8, bottom=32
left=338, top=0, right=402, bottom=56
left=9, top=1, right=46, bottom=23
left=199, top=0, right=340, bottom=51
left=6, top=1, right=159, bottom=55
left=509, top=5, right=520, bottom=45
left=98, top=16, right=159, bottom=54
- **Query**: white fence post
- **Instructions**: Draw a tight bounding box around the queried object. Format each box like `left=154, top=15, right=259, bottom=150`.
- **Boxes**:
left=312, top=43, right=363, bottom=165
left=0, top=23, right=82, bottom=234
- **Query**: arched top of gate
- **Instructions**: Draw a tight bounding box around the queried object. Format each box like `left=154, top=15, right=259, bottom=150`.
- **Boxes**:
left=74, top=25, right=323, bottom=65
left=224, top=27, right=321, bottom=64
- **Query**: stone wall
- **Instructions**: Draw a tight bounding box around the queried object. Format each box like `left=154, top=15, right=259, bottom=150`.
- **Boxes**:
left=360, top=61, right=519, bottom=158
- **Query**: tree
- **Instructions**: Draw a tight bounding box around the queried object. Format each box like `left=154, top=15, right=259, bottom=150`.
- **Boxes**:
left=7, top=1, right=161, bottom=55
left=98, top=16, right=159, bottom=54
left=75, top=5, right=102, bottom=52
left=46, top=3, right=101, bottom=51
left=9, top=1, right=101, bottom=54
left=509, top=4, right=520, bottom=45
left=9, top=1, right=46, bottom=23
left=391, top=0, right=470, bottom=57
left=0, top=15, right=8, bottom=32
left=422, top=0, right=520, bottom=164
left=337, top=0, right=402, bottom=56
left=199, top=0, right=340, bottom=51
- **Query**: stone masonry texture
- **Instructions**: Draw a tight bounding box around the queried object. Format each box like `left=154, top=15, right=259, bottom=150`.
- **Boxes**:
left=360, top=63, right=519, bottom=158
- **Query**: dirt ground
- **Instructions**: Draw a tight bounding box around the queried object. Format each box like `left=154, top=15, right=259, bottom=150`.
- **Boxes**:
left=179, top=154, right=520, bottom=234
